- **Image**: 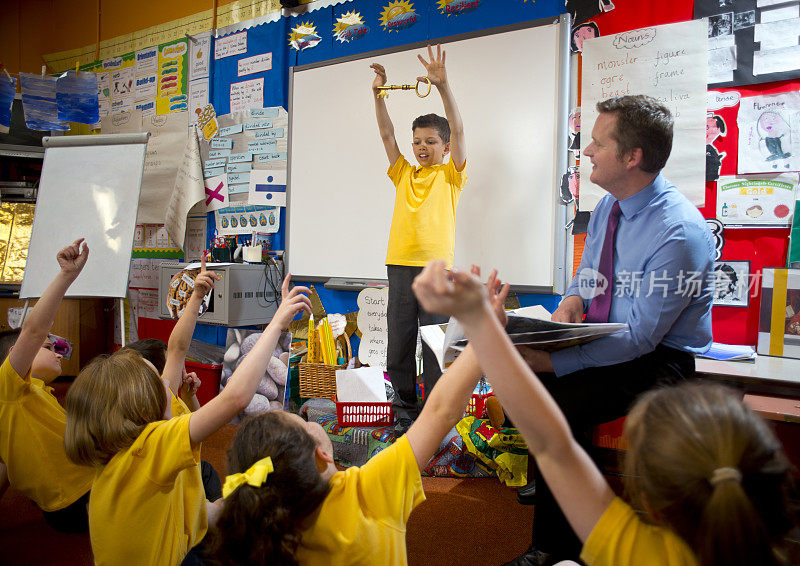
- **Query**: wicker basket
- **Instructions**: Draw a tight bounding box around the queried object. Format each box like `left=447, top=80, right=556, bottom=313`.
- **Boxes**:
left=298, top=332, right=351, bottom=399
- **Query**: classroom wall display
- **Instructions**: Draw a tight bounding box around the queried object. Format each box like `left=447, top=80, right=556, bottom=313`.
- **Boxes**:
left=695, top=0, right=800, bottom=88
left=166, top=129, right=205, bottom=250
left=18, top=73, right=70, bottom=131
left=0, top=74, right=15, bottom=133
left=188, top=31, right=212, bottom=126
left=55, top=70, right=100, bottom=124
left=215, top=205, right=279, bottom=237
left=20, top=133, right=149, bottom=299
left=580, top=19, right=708, bottom=211
left=81, top=37, right=190, bottom=124
left=737, top=92, right=800, bottom=174
left=197, top=107, right=288, bottom=199
left=713, top=260, right=750, bottom=307
left=716, top=174, right=797, bottom=228
left=289, top=20, right=570, bottom=289
left=212, top=21, right=288, bottom=115
left=286, top=0, right=564, bottom=68
left=102, top=109, right=190, bottom=224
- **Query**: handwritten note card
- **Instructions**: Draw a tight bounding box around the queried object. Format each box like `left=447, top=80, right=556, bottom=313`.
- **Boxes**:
left=230, top=78, right=264, bottom=113
left=214, top=31, right=247, bottom=60
left=238, top=53, right=273, bottom=76
left=580, top=20, right=707, bottom=210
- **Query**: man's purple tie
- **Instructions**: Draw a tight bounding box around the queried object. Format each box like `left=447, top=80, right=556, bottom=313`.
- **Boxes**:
left=585, top=200, right=622, bottom=323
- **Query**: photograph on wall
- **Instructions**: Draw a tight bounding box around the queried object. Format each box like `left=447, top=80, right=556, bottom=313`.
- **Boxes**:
left=713, top=260, right=749, bottom=307
left=696, top=0, right=800, bottom=87
left=716, top=173, right=798, bottom=227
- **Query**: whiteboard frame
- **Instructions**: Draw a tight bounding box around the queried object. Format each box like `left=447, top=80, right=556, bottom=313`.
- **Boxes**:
left=287, top=16, right=572, bottom=294
left=19, top=133, right=149, bottom=299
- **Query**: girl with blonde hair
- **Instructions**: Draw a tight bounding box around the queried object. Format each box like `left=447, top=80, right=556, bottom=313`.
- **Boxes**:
left=413, top=260, right=796, bottom=566
left=64, top=274, right=311, bottom=566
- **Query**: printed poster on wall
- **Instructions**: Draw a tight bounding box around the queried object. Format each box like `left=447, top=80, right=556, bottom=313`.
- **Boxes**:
left=737, top=92, right=800, bottom=174
left=716, top=173, right=798, bottom=227
left=189, top=32, right=212, bottom=81
left=156, top=38, right=189, bottom=115
left=580, top=19, right=708, bottom=211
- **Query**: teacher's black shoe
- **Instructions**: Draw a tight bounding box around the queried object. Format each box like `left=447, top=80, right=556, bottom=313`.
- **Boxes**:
left=516, top=478, right=536, bottom=505
left=502, top=549, right=553, bottom=566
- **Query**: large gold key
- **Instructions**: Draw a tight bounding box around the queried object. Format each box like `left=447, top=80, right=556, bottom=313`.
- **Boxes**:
left=375, top=77, right=431, bottom=99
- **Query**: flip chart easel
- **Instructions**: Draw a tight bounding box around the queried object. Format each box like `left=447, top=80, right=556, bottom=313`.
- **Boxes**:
left=19, top=132, right=150, bottom=346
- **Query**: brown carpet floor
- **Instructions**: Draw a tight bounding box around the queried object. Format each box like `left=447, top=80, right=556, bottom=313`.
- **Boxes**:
left=0, top=420, right=532, bottom=565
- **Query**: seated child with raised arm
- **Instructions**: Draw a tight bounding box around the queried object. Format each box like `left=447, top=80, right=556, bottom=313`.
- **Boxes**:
left=204, top=268, right=509, bottom=566
left=64, top=274, right=312, bottom=566
left=0, top=239, right=94, bottom=533
left=412, top=260, right=797, bottom=566
left=370, top=44, right=468, bottom=433
left=122, top=254, right=224, bottom=503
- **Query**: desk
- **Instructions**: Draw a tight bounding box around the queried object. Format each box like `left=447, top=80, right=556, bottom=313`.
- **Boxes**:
left=695, top=356, right=800, bottom=397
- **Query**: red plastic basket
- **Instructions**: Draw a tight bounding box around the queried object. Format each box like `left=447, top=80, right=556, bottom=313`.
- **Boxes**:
left=466, top=392, right=495, bottom=419
left=184, top=360, right=223, bottom=407
left=335, top=401, right=394, bottom=427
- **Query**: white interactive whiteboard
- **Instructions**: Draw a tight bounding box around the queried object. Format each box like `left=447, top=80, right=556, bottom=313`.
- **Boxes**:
left=20, top=133, right=149, bottom=298
left=288, top=17, right=571, bottom=291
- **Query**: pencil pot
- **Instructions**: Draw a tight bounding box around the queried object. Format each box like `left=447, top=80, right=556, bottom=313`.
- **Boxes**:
left=298, top=333, right=351, bottom=399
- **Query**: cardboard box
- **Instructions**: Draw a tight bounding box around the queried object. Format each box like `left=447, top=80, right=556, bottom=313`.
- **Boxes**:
left=757, top=268, right=800, bottom=359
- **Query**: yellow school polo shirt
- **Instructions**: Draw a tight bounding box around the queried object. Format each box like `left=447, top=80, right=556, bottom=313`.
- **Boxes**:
left=581, top=497, right=698, bottom=566
left=386, top=155, right=467, bottom=269
left=0, top=356, right=93, bottom=511
left=89, top=414, right=207, bottom=566
left=297, top=435, right=426, bottom=565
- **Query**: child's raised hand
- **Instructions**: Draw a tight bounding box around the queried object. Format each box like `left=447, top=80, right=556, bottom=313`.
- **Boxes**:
left=417, top=44, right=447, bottom=87
left=179, top=368, right=201, bottom=397
left=413, top=260, right=486, bottom=319
left=470, top=265, right=510, bottom=327
left=193, top=254, right=219, bottom=299
left=57, top=238, right=89, bottom=279
left=370, top=63, right=387, bottom=93
left=272, top=274, right=312, bottom=328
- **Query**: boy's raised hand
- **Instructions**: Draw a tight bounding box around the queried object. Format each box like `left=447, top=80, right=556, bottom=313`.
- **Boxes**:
left=272, top=274, right=312, bottom=328
left=413, top=260, right=486, bottom=320
left=417, top=44, right=447, bottom=88
left=192, top=254, right=219, bottom=299
left=57, top=238, right=89, bottom=280
left=370, top=63, right=387, bottom=93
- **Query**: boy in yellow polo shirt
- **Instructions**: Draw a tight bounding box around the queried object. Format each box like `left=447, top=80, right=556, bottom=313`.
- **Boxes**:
left=0, top=238, right=94, bottom=532
left=371, top=44, right=467, bottom=433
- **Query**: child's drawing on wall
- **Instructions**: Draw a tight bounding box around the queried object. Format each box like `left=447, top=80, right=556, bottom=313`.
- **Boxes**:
left=758, top=111, right=792, bottom=167
left=737, top=92, right=800, bottom=173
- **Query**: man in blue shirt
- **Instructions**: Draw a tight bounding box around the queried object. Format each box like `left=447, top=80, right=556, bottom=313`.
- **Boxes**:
left=507, top=95, right=715, bottom=566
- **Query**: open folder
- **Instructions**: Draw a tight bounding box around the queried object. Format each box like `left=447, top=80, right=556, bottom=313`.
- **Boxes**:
left=420, top=305, right=628, bottom=371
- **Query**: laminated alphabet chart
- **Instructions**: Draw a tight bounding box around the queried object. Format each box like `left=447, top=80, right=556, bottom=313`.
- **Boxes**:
left=580, top=19, right=708, bottom=211
left=197, top=106, right=288, bottom=202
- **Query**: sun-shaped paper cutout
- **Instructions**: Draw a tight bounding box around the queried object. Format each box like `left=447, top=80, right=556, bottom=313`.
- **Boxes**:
left=333, top=11, right=366, bottom=43
left=380, top=1, right=416, bottom=31
left=288, top=21, right=321, bottom=51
